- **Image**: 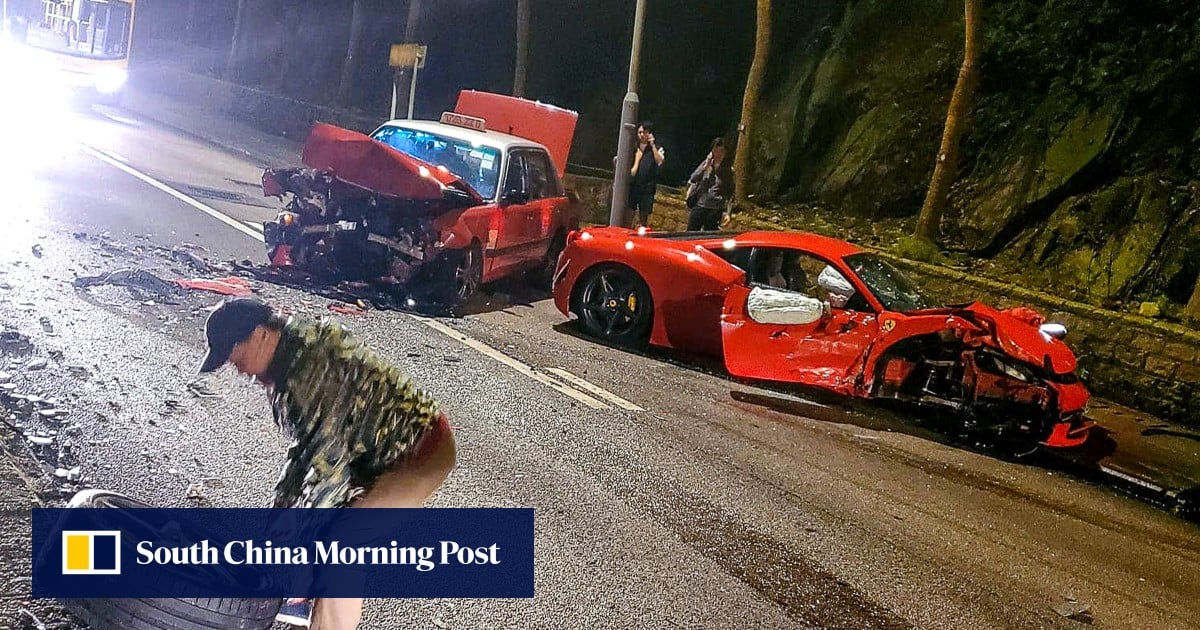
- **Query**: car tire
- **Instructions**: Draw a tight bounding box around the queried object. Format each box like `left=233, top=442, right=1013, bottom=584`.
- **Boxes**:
left=424, top=244, right=483, bottom=308
left=572, top=264, right=653, bottom=346
left=58, top=490, right=281, bottom=630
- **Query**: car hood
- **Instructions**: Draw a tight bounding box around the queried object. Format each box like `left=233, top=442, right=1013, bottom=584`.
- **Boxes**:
left=300, top=123, right=482, bottom=203
left=911, top=302, right=1078, bottom=375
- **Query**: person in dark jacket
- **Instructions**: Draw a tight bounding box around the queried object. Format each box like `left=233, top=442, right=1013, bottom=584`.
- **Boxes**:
left=198, top=298, right=456, bottom=629
left=627, top=121, right=665, bottom=228
left=686, top=137, right=733, bottom=231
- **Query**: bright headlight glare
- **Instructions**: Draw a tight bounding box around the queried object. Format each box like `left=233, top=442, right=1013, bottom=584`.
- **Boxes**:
left=94, top=67, right=127, bottom=94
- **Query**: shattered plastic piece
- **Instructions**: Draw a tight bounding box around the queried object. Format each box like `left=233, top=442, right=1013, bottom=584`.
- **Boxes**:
left=74, top=269, right=183, bottom=299
left=0, top=371, right=10, bottom=383
left=54, top=468, right=69, bottom=478
left=185, top=483, right=206, bottom=500
left=18, top=607, right=46, bottom=630
left=1052, top=599, right=1091, bottom=620
left=21, top=434, right=49, bottom=446
left=173, top=276, right=253, bottom=296
left=24, top=358, right=48, bottom=371
left=328, top=303, right=367, bottom=316
left=31, top=244, right=44, bottom=258
left=171, top=247, right=211, bottom=272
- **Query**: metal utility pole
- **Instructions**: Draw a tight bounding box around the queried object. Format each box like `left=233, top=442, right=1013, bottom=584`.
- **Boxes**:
left=608, top=0, right=647, bottom=227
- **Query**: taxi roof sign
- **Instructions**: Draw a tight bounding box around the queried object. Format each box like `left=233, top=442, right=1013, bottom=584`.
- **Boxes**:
left=439, top=112, right=487, bottom=132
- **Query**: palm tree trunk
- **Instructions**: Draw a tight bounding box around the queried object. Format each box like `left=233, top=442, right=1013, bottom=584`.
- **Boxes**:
left=513, top=0, right=531, bottom=96
left=337, top=0, right=368, bottom=105
left=224, top=0, right=247, bottom=81
left=914, top=0, right=982, bottom=241
left=733, top=0, right=772, bottom=209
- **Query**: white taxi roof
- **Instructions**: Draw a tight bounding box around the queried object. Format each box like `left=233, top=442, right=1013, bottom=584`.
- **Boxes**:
left=371, top=119, right=547, bottom=154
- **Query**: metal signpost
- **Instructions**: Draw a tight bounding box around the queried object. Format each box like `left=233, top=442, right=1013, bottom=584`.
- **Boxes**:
left=609, top=0, right=648, bottom=227
left=389, top=43, right=427, bottom=120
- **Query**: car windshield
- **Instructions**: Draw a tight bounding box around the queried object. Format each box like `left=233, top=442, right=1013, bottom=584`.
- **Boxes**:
left=843, top=253, right=933, bottom=312
left=370, top=125, right=502, bottom=199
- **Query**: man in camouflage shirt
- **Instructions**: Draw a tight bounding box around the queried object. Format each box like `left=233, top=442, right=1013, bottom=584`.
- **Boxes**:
left=198, top=298, right=456, bottom=629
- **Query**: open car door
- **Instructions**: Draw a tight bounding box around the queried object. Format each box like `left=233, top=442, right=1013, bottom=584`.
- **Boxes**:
left=720, top=285, right=880, bottom=395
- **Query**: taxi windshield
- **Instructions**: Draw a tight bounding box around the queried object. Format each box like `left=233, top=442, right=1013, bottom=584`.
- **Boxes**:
left=370, top=126, right=502, bottom=199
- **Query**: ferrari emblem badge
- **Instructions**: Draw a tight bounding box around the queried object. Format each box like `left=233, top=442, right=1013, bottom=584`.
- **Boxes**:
left=882, top=319, right=896, bottom=333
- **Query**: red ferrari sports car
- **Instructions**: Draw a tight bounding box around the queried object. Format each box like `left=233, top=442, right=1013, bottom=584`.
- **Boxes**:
left=552, top=227, right=1094, bottom=449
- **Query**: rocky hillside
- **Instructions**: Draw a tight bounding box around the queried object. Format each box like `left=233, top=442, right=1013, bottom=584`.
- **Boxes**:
left=750, top=0, right=1200, bottom=317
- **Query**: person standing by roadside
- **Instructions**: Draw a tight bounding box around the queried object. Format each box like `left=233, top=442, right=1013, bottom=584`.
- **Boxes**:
left=686, top=137, right=734, bottom=231
left=196, top=298, right=457, bottom=629
left=628, top=121, right=665, bottom=228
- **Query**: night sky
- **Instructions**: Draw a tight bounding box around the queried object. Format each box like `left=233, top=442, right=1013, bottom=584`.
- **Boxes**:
left=131, top=0, right=757, bottom=184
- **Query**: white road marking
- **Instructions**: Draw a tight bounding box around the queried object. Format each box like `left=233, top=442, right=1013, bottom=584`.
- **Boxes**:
left=87, top=135, right=637, bottom=412
left=79, top=143, right=265, bottom=242
left=411, top=316, right=612, bottom=410
left=543, top=368, right=644, bottom=411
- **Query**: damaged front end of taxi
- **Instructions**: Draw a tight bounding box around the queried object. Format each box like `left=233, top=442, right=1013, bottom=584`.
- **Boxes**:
left=869, top=303, right=1093, bottom=450
left=261, top=123, right=480, bottom=292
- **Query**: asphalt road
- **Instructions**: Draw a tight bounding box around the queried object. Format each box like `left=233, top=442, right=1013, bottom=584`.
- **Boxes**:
left=0, top=102, right=1197, bottom=630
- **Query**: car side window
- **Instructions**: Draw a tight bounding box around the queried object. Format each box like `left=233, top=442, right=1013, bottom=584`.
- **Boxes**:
left=502, top=152, right=526, bottom=199
left=749, top=248, right=866, bottom=311
left=522, top=150, right=559, bottom=200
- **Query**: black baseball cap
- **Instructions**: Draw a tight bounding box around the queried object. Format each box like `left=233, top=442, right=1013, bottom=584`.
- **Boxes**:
left=198, top=298, right=274, bottom=373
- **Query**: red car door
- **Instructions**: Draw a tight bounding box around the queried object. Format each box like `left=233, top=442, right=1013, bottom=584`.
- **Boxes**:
left=719, top=249, right=880, bottom=395
left=488, top=152, right=540, bottom=277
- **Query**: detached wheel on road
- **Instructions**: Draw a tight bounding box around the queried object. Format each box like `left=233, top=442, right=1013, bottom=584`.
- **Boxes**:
left=59, top=490, right=281, bottom=630
left=572, top=264, right=653, bottom=346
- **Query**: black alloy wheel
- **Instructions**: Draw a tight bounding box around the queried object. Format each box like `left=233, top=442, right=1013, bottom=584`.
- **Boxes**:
left=450, top=245, right=484, bottom=304
left=574, top=264, right=653, bottom=345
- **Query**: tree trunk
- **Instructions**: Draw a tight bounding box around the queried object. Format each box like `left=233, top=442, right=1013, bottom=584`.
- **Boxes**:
left=224, top=0, right=247, bottom=81
left=914, top=0, right=982, bottom=241
left=337, top=0, right=368, bottom=105
left=393, top=0, right=423, bottom=117
left=733, top=0, right=772, bottom=209
left=512, top=0, right=531, bottom=97
left=1186, top=275, right=1200, bottom=324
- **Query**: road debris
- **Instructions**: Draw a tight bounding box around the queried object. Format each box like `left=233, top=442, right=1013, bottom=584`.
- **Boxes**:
left=328, top=303, right=367, bottom=316
left=31, top=244, right=44, bottom=258
left=170, top=246, right=212, bottom=272
left=24, top=358, right=48, bottom=371
left=74, top=269, right=183, bottom=301
left=18, top=607, right=46, bottom=630
left=173, top=276, right=253, bottom=296
left=1052, top=597, right=1092, bottom=622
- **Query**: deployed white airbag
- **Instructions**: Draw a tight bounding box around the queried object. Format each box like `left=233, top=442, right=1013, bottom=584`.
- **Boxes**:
left=746, top=286, right=828, bottom=325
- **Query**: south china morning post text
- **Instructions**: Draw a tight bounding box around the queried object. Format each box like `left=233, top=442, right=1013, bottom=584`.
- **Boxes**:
left=31, top=507, right=535, bottom=599
left=134, top=538, right=501, bottom=572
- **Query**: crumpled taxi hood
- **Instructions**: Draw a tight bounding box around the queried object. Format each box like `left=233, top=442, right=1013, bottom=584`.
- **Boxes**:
left=947, top=302, right=1078, bottom=375
left=300, top=123, right=482, bottom=202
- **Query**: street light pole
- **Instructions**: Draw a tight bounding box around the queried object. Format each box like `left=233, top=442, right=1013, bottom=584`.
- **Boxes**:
left=608, top=0, right=648, bottom=227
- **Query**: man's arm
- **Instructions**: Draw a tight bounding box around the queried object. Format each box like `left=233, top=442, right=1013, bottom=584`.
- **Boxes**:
left=650, top=139, right=664, bottom=166
left=630, top=148, right=642, bottom=176
left=689, top=157, right=709, bottom=184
